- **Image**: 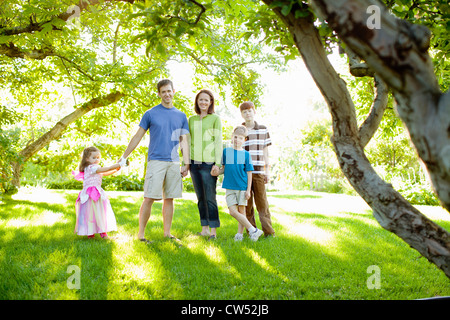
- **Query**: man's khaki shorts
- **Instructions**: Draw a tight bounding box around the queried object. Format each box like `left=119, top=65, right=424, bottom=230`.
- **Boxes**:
left=225, top=189, right=247, bottom=207
left=144, top=160, right=182, bottom=200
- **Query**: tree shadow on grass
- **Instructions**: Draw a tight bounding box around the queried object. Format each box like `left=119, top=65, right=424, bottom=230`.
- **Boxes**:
left=254, top=208, right=450, bottom=299
left=107, top=198, right=289, bottom=299
left=110, top=195, right=450, bottom=299
left=0, top=197, right=114, bottom=299
left=138, top=199, right=339, bottom=299
left=2, top=192, right=448, bottom=300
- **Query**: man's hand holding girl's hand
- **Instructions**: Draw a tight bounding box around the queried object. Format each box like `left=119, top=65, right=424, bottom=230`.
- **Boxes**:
left=118, top=157, right=129, bottom=168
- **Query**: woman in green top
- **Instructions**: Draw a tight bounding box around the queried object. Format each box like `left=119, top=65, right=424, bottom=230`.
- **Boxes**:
left=188, top=89, right=222, bottom=240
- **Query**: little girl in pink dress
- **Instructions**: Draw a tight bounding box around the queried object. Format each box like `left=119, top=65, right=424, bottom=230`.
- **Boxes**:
left=73, top=146, right=124, bottom=239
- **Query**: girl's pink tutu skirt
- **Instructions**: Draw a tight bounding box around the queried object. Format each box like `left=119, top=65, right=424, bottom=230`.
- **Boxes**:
left=74, top=186, right=117, bottom=236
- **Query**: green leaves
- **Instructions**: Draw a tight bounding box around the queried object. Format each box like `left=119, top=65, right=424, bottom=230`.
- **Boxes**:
left=268, top=0, right=311, bottom=18
left=0, top=105, right=22, bottom=127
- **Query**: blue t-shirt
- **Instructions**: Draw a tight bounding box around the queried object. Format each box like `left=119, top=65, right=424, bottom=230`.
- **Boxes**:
left=139, top=104, right=189, bottom=162
left=221, top=148, right=254, bottom=191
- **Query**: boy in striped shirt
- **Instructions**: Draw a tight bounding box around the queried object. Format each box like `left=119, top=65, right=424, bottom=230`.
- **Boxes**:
left=240, top=101, right=275, bottom=237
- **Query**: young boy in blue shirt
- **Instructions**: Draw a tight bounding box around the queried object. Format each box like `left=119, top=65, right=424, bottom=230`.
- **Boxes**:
left=212, top=126, right=264, bottom=241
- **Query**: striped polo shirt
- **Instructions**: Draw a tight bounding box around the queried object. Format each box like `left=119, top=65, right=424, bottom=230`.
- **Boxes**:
left=242, top=121, right=272, bottom=175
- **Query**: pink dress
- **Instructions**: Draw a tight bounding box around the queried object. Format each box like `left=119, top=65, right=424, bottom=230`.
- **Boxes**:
left=74, top=164, right=117, bottom=236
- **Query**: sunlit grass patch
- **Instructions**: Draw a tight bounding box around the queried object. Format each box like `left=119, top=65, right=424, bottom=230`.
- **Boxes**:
left=0, top=188, right=449, bottom=300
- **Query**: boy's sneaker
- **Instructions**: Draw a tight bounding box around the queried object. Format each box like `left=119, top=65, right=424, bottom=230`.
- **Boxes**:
left=234, top=233, right=244, bottom=242
left=249, top=229, right=263, bottom=242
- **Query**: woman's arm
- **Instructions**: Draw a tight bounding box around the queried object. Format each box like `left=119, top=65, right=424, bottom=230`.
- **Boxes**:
left=180, top=134, right=190, bottom=176
left=211, top=165, right=224, bottom=176
left=214, top=116, right=223, bottom=166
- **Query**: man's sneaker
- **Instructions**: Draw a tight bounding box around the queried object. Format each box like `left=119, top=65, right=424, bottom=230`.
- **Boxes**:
left=234, top=233, right=244, bottom=242
left=249, top=229, right=263, bottom=241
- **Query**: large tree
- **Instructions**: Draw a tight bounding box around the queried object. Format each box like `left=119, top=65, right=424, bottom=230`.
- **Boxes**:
left=260, top=0, right=450, bottom=278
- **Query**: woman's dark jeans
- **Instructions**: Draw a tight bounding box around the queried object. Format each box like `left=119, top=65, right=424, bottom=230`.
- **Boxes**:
left=190, top=161, right=220, bottom=228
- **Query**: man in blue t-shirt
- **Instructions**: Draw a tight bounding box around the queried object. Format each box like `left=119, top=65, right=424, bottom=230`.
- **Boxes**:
left=120, top=79, right=190, bottom=243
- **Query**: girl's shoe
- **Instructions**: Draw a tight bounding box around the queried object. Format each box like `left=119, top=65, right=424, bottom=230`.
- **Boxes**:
left=234, top=233, right=244, bottom=242
left=100, top=232, right=109, bottom=239
left=208, top=235, right=216, bottom=241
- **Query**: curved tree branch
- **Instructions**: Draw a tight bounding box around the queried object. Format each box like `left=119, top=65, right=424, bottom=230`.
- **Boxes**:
left=359, top=75, right=389, bottom=147
left=56, top=54, right=96, bottom=81
left=12, top=91, right=125, bottom=187
left=342, top=45, right=375, bottom=77
left=0, top=42, right=54, bottom=60
left=340, top=45, right=388, bottom=147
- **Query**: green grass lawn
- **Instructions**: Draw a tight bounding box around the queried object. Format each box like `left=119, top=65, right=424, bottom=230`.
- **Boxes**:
left=0, top=187, right=449, bottom=300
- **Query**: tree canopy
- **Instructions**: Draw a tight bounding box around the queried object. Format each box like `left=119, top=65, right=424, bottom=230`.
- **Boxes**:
left=0, top=0, right=289, bottom=190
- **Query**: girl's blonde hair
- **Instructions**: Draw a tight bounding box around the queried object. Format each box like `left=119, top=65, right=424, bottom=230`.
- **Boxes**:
left=78, top=146, right=100, bottom=172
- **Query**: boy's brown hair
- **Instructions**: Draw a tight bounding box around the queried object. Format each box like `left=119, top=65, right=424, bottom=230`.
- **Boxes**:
left=239, top=101, right=255, bottom=112
left=232, top=125, right=248, bottom=137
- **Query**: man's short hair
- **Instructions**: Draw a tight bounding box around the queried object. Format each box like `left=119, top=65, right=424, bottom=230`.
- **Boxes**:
left=239, top=101, right=255, bottom=112
left=232, top=125, right=248, bottom=137
left=157, top=79, right=174, bottom=93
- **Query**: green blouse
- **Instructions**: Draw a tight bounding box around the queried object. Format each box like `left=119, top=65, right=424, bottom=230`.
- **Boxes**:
left=188, top=114, right=222, bottom=165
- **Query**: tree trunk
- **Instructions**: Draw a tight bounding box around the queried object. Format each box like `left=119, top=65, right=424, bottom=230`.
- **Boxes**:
left=11, top=91, right=125, bottom=187
left=262, top=0, right=450, bottom=278
left=310, top=0, right=450, bottom=213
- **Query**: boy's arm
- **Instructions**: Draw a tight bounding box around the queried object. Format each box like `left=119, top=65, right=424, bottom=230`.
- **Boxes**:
left=263, top=145, right=270, bottom=184
left=246, top=171, right=252, bottom=199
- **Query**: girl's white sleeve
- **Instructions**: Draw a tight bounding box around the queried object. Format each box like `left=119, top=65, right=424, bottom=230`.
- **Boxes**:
left=87, top=164, right=100, bottom=175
